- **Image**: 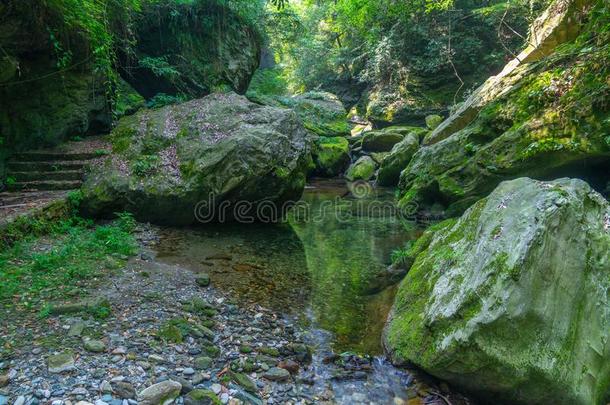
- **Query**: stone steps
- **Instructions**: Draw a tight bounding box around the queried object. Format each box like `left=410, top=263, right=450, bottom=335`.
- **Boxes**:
left=7, top=180, right=83, bottom=191
left=12, top=151, right=101, bottom=162
left=5, top=141, right=109, bottom=192
left=7, top=160, right=89, bottom=171
left=9, top=170, right=84, bottom=182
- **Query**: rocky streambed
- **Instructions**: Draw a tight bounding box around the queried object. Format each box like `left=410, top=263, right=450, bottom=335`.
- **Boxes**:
left=0, top=180, right=470, bottom=405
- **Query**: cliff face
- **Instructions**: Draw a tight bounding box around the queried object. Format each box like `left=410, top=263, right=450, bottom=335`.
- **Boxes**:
left=0, top=1, right=109, bottom=152
left=0, top=0, right=261, bottom=158
left=397, top=0, right=609, bottom=216
left=119, top=1, right=260, bottom=100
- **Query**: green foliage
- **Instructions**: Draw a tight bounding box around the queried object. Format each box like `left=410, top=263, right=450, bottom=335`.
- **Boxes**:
left=140, top=56, right=181, bottom=80
left=146, top=93, right=188, bottom=109
left=264, top=0, right=544, bottom=104
left=0, top=213, right=137, bottom=310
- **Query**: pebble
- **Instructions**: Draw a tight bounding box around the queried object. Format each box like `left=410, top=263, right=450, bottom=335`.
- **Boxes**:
left=220, top=393, right=229, bottom=404
left=14, top=397, right=25, bottom=405
left=211, top=384, right=222, bottom=395
left=182, top=368, right=195, bottom=376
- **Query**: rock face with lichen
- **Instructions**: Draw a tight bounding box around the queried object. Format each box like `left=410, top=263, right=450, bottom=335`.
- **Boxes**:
left=397, top=0, right=609, bottom=216
left=384, top=177, right=610, bottom=405
left=80, top=93, right=311, bottom=225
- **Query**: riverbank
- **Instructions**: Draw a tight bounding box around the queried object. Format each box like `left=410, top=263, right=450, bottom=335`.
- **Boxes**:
left=0, top=181, right=471, bottom=405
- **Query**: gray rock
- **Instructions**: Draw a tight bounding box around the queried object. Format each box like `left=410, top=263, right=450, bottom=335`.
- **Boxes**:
left=68, top=321, right=86, bottom=337
left=263, top=367, right=290, bottom=382
left=138, top=380, right=182, bottom=405
left=112, top=382, right=136, bottom=399
left=48, top=351, right=76, bottom=374
left=84, top=339, right=106, bottom=353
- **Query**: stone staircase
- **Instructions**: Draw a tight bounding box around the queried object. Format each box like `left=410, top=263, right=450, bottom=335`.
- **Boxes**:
left=5, top=139, right=110, bottom=192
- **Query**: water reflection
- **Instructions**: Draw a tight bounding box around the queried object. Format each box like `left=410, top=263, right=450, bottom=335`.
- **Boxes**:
left=154, top=179, right=421, bottom=355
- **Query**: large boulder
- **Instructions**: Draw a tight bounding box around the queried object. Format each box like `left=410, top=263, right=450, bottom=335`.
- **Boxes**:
left=398, top=0, right=609, bottom=215
left=311, top=137, right=350, bottom=177
left=361, top=129, right=405, bottom=153
left=81, top=93, right=311, bottom=225
left=384, top=177, right=610, bottom=405
left=121, top=1, right=260, bottom=99
left=249, top=91, right=351, bottom=137
left=377, top=133, right=419, bottom=186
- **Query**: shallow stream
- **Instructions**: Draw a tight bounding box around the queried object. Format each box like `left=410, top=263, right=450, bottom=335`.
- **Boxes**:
left=154, top=179, right=428, bottom=403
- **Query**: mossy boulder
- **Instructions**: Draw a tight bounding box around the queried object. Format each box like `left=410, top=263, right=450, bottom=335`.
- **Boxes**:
left=385, top=177, right=610, bottom=405
left=361, top=129, right=406, bottom=153
left=377, top=133, right=420, bottom=186
left=345, top=156, right=377, bottom=181
left=399, top=0, right=610, bottom=215
left=250, top=91, right=351, bottom=137
left=312, top=137, right=350, bottom=177
left=425, top=114, right=443, bottom=130
left=81, top=93, right=311, bottom=225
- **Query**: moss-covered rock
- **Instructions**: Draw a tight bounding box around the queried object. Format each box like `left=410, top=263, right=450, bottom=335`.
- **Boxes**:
left=345, top=156, right=377, bottom=181
left=377, top=133, right=420, bottom=186
left=184, top=389, right=220, bottom=405
left=361, top=129, right=405, bottom=153
left=425, top=114, right=443, bottom=130
left=385, top=177, right=610, bottom=405
left=249, top=91, right=351, bottom=137
left=399, top=0, right=609, bottom=215
left=81, top=93, right=311, bottom=225
left=312, top=137, right=350, bottom=177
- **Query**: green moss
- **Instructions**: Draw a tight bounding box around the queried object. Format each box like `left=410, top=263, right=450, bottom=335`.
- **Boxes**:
left=186, top=390, right=221, bottom=405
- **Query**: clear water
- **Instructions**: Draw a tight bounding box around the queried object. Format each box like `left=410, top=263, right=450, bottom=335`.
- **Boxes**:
left=154, top=179, right=427, bottom=403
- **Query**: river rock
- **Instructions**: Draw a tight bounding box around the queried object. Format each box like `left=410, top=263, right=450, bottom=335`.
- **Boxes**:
left=195, top=274, right=210, bottom=288
left=0, top=375, right=7, bottom=388
left=345, top=156, right=376, bottom=182
left=384, top=177, right=610, bottom=405
left=184, top=389, right=219, bottom=405
left=230, top=372, right=256, bottom=393
left=83, top=339, right=106, bottom=353
left=377, top=133, right=419, bottom=186
left=81, top=93, right=311, bottom=225
left=47, top=351, right=76, bottom=374
left=311, top=137, right=350, bottom=177
left=361, top=129, right=405, bottom=152
left=112, top=382, right=136, bottom=399
left=263, top=367, right=291, bottom=382
left=138, top=380, right=182, bottom=405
